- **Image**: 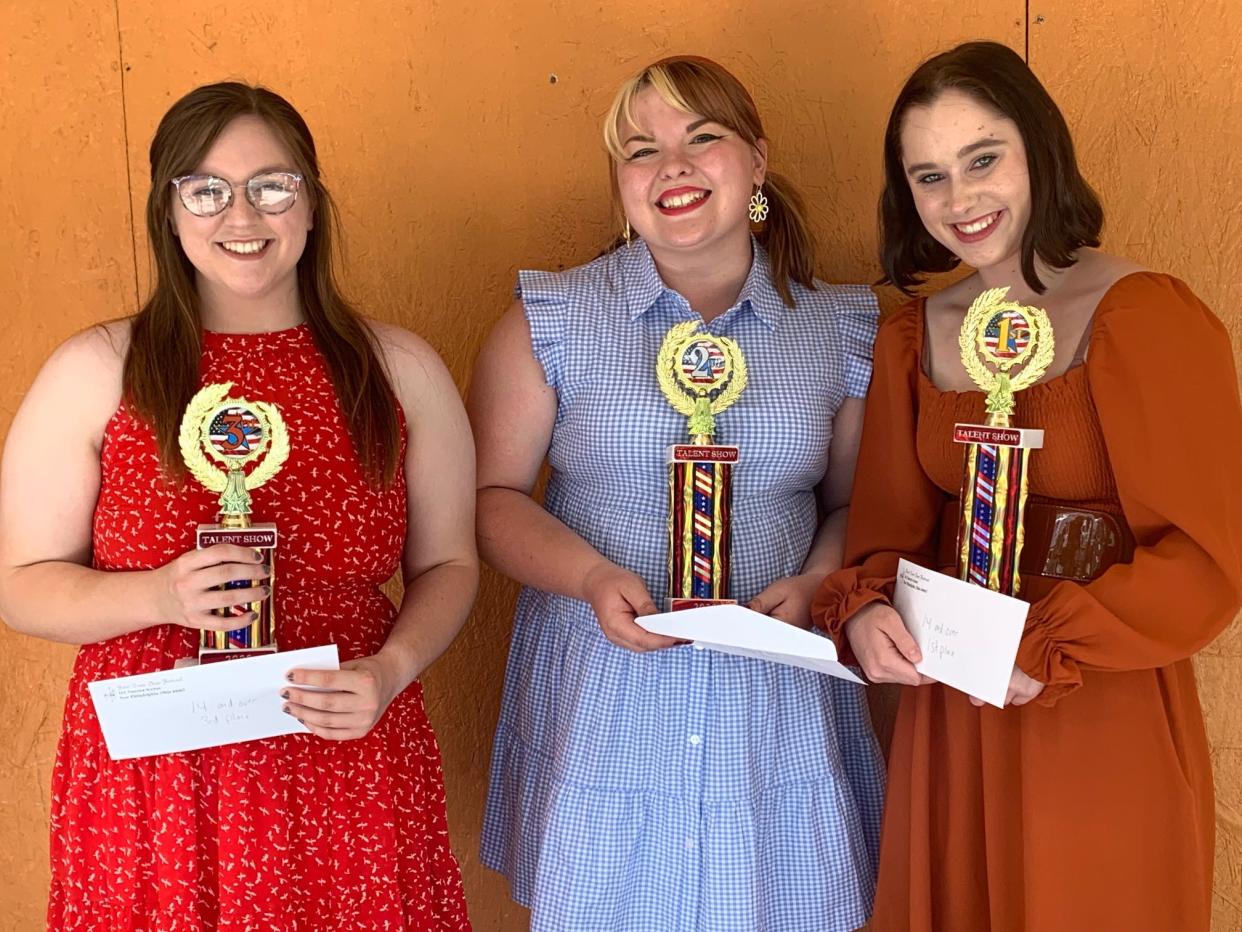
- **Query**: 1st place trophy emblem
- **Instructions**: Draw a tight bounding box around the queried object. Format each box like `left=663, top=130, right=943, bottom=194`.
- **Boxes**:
left=953, top=288, right=1054, bottom=595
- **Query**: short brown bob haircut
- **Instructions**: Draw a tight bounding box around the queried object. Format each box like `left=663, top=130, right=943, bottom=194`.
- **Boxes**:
left=879, top=41, right=1104, bottom=294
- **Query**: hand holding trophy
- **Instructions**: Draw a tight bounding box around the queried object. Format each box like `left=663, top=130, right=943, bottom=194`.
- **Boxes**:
left=179, top=383, right=290, bottom=661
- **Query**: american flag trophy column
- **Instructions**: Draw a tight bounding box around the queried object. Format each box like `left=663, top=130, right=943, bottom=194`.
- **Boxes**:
left=657, top=321, right=749, bottom=611
left=954, top=288, right=1054, bottom=595
left=179, top=382, right=290, bottom=661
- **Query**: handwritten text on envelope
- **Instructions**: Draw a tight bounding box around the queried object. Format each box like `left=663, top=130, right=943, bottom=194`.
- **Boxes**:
left=87, top=645, right=339, bottom=760
left=892, top=559, right=1028, bottom=707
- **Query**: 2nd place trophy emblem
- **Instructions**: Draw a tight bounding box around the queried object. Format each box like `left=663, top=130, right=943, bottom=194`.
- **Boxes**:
left=658, top=321, right=749, bottom=610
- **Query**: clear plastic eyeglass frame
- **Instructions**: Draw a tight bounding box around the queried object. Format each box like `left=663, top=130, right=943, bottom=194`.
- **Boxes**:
left=170, top=171, right=304, bottom=217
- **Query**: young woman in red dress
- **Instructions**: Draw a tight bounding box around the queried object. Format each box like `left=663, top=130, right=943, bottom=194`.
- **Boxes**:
left=814, top=41, right=1242, bottom=931
left=0, top=83, right=475, bottom=930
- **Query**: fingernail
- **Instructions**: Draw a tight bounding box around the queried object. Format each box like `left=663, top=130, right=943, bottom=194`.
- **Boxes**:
left=285, top=672, right=295, bottom=682
left=280, top=690, right=290, bottom=700
left=282, top=705, right=292, bottom=715
left=254, top=552, right=264, bottom=562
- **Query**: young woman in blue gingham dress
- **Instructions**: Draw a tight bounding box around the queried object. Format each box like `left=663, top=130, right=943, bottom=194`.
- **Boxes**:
left=471, top=57, right=883, bottom=931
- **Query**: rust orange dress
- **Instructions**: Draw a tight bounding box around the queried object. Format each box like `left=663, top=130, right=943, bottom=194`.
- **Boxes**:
left=813, top=273, right=1242, bottom=932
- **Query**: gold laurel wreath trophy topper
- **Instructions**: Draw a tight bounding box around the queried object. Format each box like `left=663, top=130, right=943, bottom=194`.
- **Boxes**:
left=952, top=287, right=1054, bottom=596
left=179, top=383, right=290, bottom=662
left=658, top=321, right=748, bottom=611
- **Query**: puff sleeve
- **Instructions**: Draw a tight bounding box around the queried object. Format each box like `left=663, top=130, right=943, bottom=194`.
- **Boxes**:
left=1016, top=275, right=1242, bottom=704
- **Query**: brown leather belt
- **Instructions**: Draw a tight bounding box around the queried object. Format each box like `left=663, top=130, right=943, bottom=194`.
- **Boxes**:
left=937, top=500, right=1136, bottom=583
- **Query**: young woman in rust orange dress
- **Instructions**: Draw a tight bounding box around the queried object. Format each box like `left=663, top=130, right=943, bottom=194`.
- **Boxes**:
left=814, top=41, right=1242, bottom=931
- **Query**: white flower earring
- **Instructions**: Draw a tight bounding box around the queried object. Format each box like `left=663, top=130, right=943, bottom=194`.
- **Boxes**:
left=748, top=187, right=770, bottom=223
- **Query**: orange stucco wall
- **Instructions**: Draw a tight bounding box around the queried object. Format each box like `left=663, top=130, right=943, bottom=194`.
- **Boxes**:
left=1, top=3, right=1238, bottom=929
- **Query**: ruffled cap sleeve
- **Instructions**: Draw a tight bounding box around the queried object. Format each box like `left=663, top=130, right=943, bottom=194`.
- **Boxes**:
left=832, top=284, right=880, bottom=398
left=516, top=269, right=568, bottom=389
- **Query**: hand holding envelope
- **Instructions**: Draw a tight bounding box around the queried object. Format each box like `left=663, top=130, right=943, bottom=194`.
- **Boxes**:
left=891, top=559, right=1029, bottom=708
left=841, top=602, right=932, bottom=687
left=88, top=645, right=340, bottom=759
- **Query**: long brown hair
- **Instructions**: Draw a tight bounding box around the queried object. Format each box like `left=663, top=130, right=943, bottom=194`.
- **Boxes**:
left=602, top=56, right=816, bottom=308
left=879, top=41, right=1103, bottom=295
left=125, top=82, right=400, bottom=485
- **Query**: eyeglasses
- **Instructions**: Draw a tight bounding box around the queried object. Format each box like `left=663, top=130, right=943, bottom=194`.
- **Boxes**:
left=170, top=171, right=304, bottom=217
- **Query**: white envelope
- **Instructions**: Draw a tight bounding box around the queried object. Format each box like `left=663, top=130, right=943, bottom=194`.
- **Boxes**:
left=87, top=644, right=340, bottom=760
left=892, top=559, right=1028, bottom=707
left=637, top=603, right=865, bottom=684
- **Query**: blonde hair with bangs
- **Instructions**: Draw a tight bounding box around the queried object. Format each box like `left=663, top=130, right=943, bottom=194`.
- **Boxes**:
left=602, top=56, right=817, bottom=307
left=604, top=65, right=695, bottom=160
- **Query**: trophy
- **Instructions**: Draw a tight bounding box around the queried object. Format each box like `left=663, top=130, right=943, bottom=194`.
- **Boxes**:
left=657, top=321, right=748, bottom=610
left=179, top=383, right=290, bottom=662
left=953, top=288, right=1054, bottom=596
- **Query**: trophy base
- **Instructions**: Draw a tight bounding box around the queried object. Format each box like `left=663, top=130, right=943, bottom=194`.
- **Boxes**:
left=668, top=597, right=736, bottom=612
left=198, top=645, right=279, bottom=665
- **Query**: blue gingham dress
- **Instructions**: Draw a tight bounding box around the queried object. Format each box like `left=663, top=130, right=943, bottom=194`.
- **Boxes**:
left=482, top=240, right=884, bottom=931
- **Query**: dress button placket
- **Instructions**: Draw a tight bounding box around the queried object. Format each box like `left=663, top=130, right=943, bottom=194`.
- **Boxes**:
left=680, top=644, right=710, bottom=929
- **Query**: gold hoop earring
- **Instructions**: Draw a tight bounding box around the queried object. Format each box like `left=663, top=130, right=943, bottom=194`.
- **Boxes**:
left=623, top=218, right=632, bottom=247
left=748, top=187, right=770, bottom=223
